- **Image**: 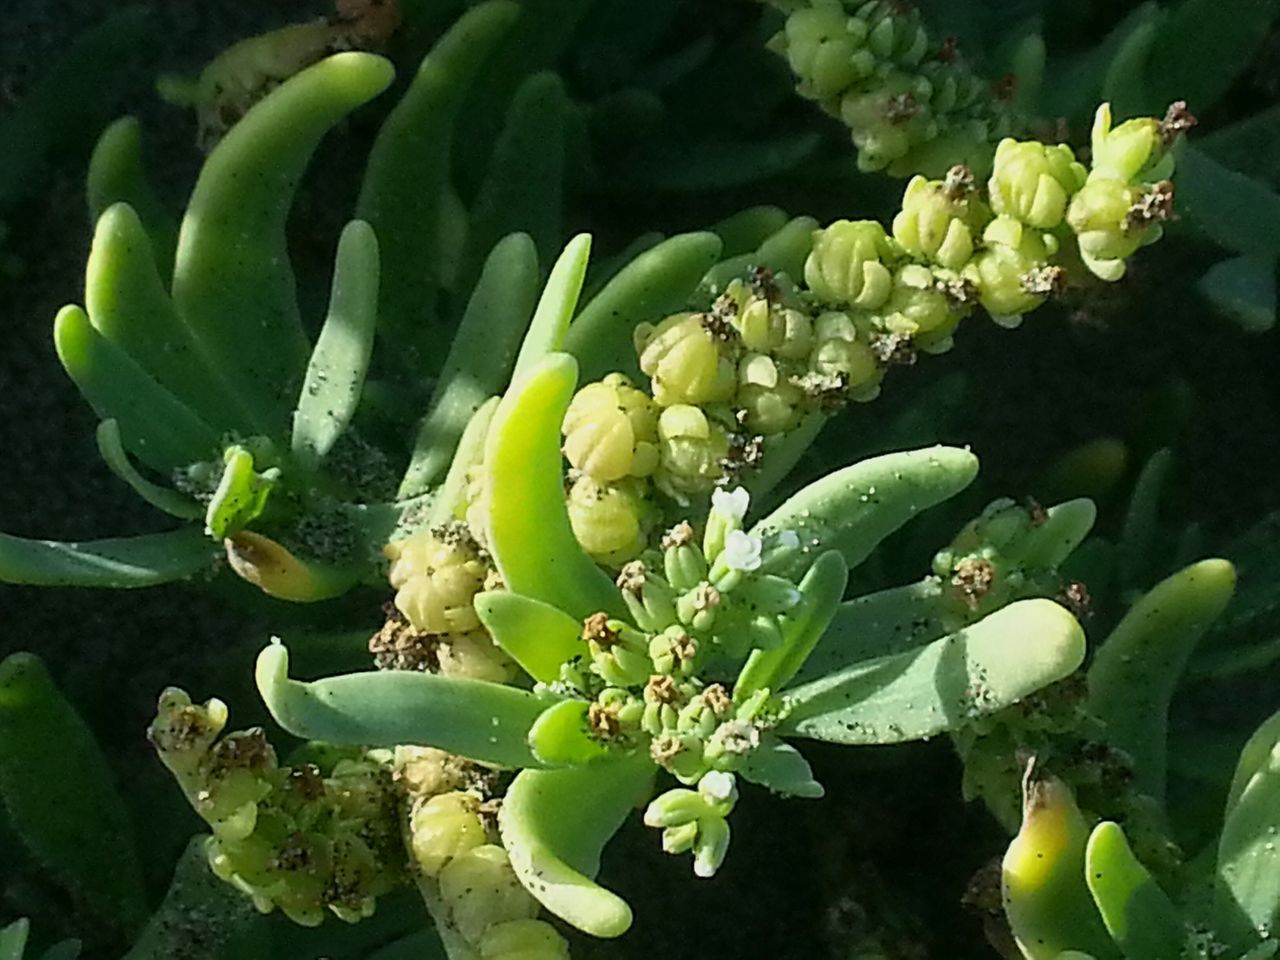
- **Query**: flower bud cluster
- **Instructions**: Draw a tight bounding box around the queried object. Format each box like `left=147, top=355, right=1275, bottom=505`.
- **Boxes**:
left=930, top=498, right=1073, bottom=628
left=1065, top=102, right=1187, bottom=281
left=148, top=689, right=405, bottom=926
left=375, top=521, right=516, bottom=683
left=768, top=0, right=1015, bottom=176
left=542, top=491, right=806, bottom=874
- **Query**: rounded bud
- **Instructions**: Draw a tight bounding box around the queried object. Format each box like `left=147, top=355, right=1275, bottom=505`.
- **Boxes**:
left=409, top=791, right=487, bottom=877
left=1066, top=177, right=1147, bottom=281
left=565, top=475, right=653, bottom=568
left=438, top=844, right=538, bottom=945
left=804, top=219, right=896, bottom=309
left=562, top=373, right=660, bottom=482
left=892, top=171, right=990, bottom=268
left=385, top=525, right=488, bottom=635
left=963, top=216, right=1060, bottom=320
left=636, top=313, right=737, bottom=407
left=654, top=405, right=732, bottom=500
left=988, top=139, right=1086, bottom=229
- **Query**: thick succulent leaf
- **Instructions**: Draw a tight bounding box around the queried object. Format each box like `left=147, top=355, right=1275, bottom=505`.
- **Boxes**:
left=461, top=71, right=566, bottom=292
left=53, top=304, right=221, bottom=473
left=86, top=117, right=178, bottom=280
left=0, top=653, right=147, bottom=933
left=791, top=578, right=949, bottom=684
left=291, top=220, right=380, bottom=471
left=425, top=398, right=499, bottom=528
left=1198, top=255, right=1277, bottom=334
left=735, top=550, right=848, bottom=698
left=779, top=599, right=1085, bottom=745
left=1117, top=448, right=1173, bottom=592
left=1178, top=145, right=1280, bottom=259
left=499, top=755, right=654, bottom=937
left=565, top=232, right=723, bottom=383
left=122, top=837, right=269, bottom=960
left=474, top=591, right=586, bottom=683
left=95, top=420, right=203, bottom=520
left=527, top=699, right=614, bottom=766
left=511, top=234, right=592, bottom=381
left=484, top=353, right=624, bottom=620
left=1020, top=498, right=1099, bottom=569
left=356, top=2, right=518, bottom=369
left=1214, top=710, right=1280, bottom=950
left=173, top=53, right=394, bottom=436
left=400, top=233, right=539, bottom=499
left=751, top=446, right=980, bottom=581
left=83, top=203, right=242, bottom=433
left=1201, top=104, right=1280, bottom=190
left=255, top=643, right=545, bottom=768
left=1088, top=559, right=1236, bottom=802
left=1085, top=822, right=1182, bottom=960
left=1003, top=776, right=1121, bottom=960
left=709, top=205, right=789, bottom=258
left=738, top=735, right=824, bottom=799
left=1144, top=0, right=1280, bottom=113
left=0, top=922, right=27, bottom=960
left=0, top=527, right=216, bottom=587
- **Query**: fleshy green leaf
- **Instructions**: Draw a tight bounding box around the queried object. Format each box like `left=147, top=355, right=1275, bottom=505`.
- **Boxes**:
left=0, top=528, right=216, bottom=587
left=709, top=205, right=790, bottom=259
left=779, top=599, right=1086, bottom=744
left=0, top=921, right=28, bottom=960
left=95, top=420, right=203, bottom=520
left=1198, top=254, right=1277, bottom=334
left=1085, top=822, right=1182, bottom=960
left=484, top=353, right=624, bottom=620
left=1088, top=559, right=1237, bottom=802
left=1201, top=104, right=1280, bottom=190
left=751, top=446, right=980, bottom=580
left=527, top=699, right=613, bottom=766
left=735, top=550, right=848, bottom=698
left=204, top=446, right=279, bottom=540
left=499, top=755, right=654, bottom=937
left=86, top=117, right=178, bottom=281
left=738, top=735, right=823, bottom=799
left=1117, top=448, right=1173, bottom=592
left=173, top=53, right=394, bottom=436
left=400, top=233, right=539, bottom=499
left=474, top=591, right=586, bottom=683
left=291, top=220, right=380, bottom=471
left=511, top=234, right=592, bottom=381
left=1178, top=145, right=1280, bottom=258
left=53, top=304, right=221, bottom=473
left=565, top=231, right=723, bottom=383
left=356, top=2, right=518, bottom=371
left=255, top=643, right=546, bottom=768
left=0, top=653, right=147, bottom=933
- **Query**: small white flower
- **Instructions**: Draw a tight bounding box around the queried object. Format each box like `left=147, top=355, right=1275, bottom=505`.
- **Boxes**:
left=698, top=770, right=738, bottom=804
left=711, top=485, right=751, bottom=522
left=777, top=529, right=801, bottom=550
left=722, top=530, right=763, bottom=572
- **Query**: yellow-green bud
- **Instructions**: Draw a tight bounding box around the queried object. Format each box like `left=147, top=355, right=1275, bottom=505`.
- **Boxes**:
left=438, top=844, right=538, bottom=945
left=437, top=629, right=518, bottom=684
left=963, top=216, right=1060, bottom=321
left=409, top=791, right=487, bottom=877
left=654, top=405, right=731, bottom=500
left=562, top=373, right=660, bottom=482
left=778, top=2, right=874, bottom=102
left=988, top=139, right=1086, bottom=229
left=804, top=219, right=896, bottom=309
left=840, top=70, right=938, bottom=172
left=736, top=353, right=805, bottom=435
left=1089, top=102, right=1160, bottom=182
left=478, top=918, right=571, bottom=960
left=858, top=0, right=929, bottom=65
left=1065, top=177, right=1149, bottom=282
left=566, top=475, right=652, bottom=567
left=892, top=169, right=990, bottom=268
left=878, top=264, right=957, bottom=339
left=808, top=311, right=880, bottom=389
left=386, top=525, right=488, bottom=634
left=636, top=312, right=737, bottom=407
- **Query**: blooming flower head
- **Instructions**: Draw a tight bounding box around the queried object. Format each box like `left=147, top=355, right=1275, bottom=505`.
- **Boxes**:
left=711, top=486, right=751, bottom=523
left=722, top=530, right=763, bottom=572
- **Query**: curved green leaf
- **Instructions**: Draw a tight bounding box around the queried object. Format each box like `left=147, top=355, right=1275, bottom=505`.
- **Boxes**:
left=95, top=420, right=203, bottom=520
left=1020, top=498, right=1099, bottom=569
left=564, top=231, right=724, bottom=383
left=1198, top=254, right=1277, bottom=334
left=0, top=652, right=147, bottom=933
left=255, top=643, right=545, bottom=768
left=0, top=527, right=215, bottom=587
left=709, top=205, right=790, bottom=259
left=1178, top=145, right=1280, bottom=258
left=356, top=2, right=519, bottom=369
left=484, top=353, right=623, bottom=620
left=291, top=220, right=380, bottom=471
left=474, top=591, right=586, bottom=683
left=511, top=234, right=592, bottom=381
left=736, top=550, right=848, bottom=698
left=779, top=599, right=1086, bottom=744
left=1085, top=822, right=1182, bottom=960
left=527, top=699, right=613, bottom=766
left=1088, top=558, right=1236, bottom=802
left=54, top=304, right=221, bottom=472
left=499, top=755, right=653, bottom=937
left=86, top=117, right=177, bottom=280
left=400, top=234, right=539, bottom=498
left=751, top=446, right=980, bottom=580
left=173, top=52, right=394, bottom=436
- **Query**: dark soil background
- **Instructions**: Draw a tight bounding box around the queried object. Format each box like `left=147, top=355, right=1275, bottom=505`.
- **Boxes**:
left=3, top=1, right=1280, bottom=958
